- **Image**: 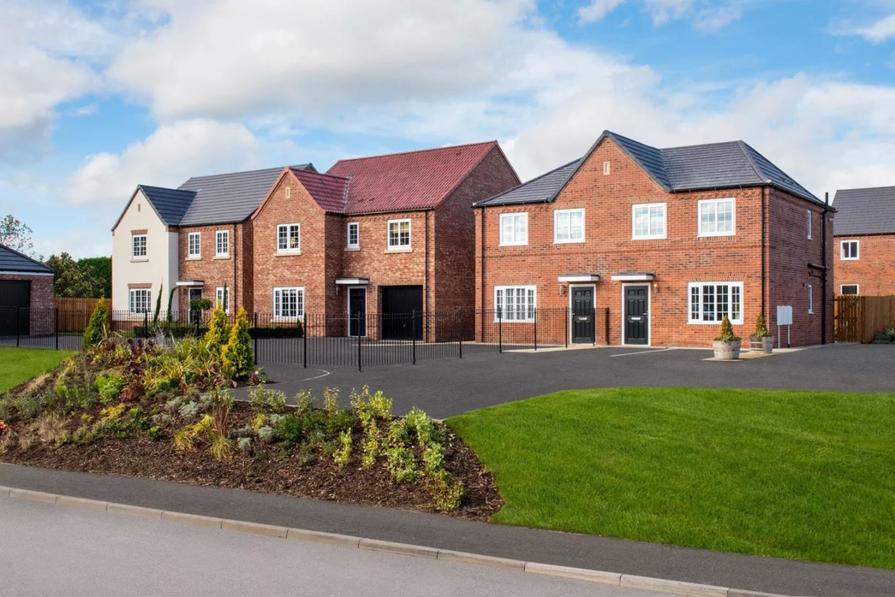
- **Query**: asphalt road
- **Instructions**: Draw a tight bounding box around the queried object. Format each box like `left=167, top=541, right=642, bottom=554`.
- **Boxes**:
left=247, top=343, right=895, bottom=417
left=0, top=498, right=674, bottom=597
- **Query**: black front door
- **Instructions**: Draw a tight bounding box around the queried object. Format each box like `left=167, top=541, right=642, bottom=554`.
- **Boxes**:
left=380, top=285, right=423, bottom=340
left=188, top=288, right=202, bottom=324
left=348, top=288, right=367, bottom=337
left=0, top=280, right=30, bottom=335
left=624, top=285, right=649, bottom=345
left=571, top=286, right=595, bottom=343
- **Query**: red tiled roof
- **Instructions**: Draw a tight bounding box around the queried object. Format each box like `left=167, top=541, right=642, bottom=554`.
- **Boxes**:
left=326, top=141, right=499, bottom=214
left=290, top=168, right=349, bottom=213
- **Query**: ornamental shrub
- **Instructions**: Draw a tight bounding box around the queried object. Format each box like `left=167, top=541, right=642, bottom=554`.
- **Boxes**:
left=715, top=315, right=740, bottom=343
left=751, top=314, right=771, bottom=339
left=204, top=306, right=230, bottom=354
left=83, top=298, right=110, bottom=347
left=221, top=308, right=253, bottom=380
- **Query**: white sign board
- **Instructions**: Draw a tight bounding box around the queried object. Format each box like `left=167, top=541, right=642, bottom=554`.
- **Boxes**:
left=776, top=305, right=793, bottom=326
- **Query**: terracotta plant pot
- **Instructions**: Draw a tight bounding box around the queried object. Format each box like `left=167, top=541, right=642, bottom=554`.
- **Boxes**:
left=713, top=339, right=741, bottom=360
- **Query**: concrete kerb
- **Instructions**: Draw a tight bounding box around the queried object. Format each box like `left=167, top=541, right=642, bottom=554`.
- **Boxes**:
left=0, top=485, right=802, bottom=597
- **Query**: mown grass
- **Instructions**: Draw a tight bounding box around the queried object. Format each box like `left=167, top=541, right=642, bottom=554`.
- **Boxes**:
left=448, top=387, right=895, bottom=569
left=0, top=347, right=74, bottom=393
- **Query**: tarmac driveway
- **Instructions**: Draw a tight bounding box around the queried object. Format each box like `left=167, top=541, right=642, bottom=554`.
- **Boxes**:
left=245, top=343, right=895, bottom=418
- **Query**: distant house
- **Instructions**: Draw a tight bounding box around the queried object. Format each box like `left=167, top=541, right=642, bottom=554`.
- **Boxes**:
left=0, top=244, right=54, bottom=335
left=473, top=130, right=833, bottom=347
left=833, top=186, right=895, bottom=296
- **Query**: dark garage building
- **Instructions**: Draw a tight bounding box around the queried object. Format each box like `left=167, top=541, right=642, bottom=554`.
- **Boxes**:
left=0, top=244, right=55, bottom=336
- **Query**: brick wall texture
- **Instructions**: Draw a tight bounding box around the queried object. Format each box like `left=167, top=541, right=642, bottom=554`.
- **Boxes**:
left=0, top=273, right=55, bottom=334
left=474, top=138, right=833, bottom=347
left=833, top=234, right=895, bottom=296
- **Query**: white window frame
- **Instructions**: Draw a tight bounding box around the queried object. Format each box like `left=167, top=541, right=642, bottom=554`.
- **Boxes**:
left=131, top=234, right=147, bottom=259
left=346, top=222, right=360, bottom=249
left=215, top=287, right=229, bottom=313
left=215, top=230, right=230, bottom=257
left=494, top=285, right=537, bottom=323
left=277, top=223, right=301, bottom=253
left=273, top=287, right=304, bottom=321
left=697, top=198, right=736, bottom=237
left=128, top=288, right=151, bottom=315
left=807, top=283, right=814, bottom=314
left=687, top=282, right=744, bottom=325
left=187, top=232, right=201, bottom=259
left=387, top=218, right=412, bottom=250
left=499, top=212, right=528, bottom=246
left=631, top=203, right=667, bottom=240
left=840, top=240, right=859, bottom=261
left=554, top=208, right=585, bottom=244
left=806, top=210, right=813, bottom=240
left=840, top=284, right=860, bottom=296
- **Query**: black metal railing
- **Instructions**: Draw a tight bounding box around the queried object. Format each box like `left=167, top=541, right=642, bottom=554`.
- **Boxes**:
left=0, top=306, right=608, bottom=369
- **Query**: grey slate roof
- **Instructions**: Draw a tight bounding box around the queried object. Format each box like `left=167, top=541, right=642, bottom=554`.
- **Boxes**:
left=137, top=186, right=196, bottom=225
left=178, top=165, right=312, bottom=226
left=477, top=130, right=820, bottom=207
left=0, top=244, right=53, bottom=274
left=833, top=186, right=895, bottom=236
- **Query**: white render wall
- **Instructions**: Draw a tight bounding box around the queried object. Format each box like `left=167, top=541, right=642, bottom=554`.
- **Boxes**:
left=111, top=189, right=180, bottom=316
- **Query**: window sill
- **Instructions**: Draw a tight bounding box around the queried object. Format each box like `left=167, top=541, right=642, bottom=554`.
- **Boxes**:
left=386, top=247, right=412, bottom=253
left=346, top=246, right=360, bottom=251
left=697, top=232, right=736, bottom=238
left=687, top=320, right=744, bottom=326
left=130, top=258, right=148, bottom=263
left=499, top=242, right=528, bottom=247
left=213, top=255, right=230, bottom=260
left=631, top=236, right=667, bottom=241
left=553, top=239, right=585, bottom=245
left=186, top=256, right=201, bottom=261
left=276, top=250, right=302, bottom=256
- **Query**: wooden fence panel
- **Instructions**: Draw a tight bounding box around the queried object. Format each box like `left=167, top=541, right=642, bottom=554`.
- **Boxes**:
left=54, top=297, right=102, bottom=332
left=834, top=295, right=895, bottom=343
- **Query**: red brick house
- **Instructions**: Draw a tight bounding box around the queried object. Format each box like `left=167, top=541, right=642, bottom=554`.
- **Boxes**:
left=0, top=244, right=55, bottom=336
left=832, top=186, right=895, bottom=296
left=473, top=131, right=833, bottom=347
left=251, top=142, right=519, bottom=338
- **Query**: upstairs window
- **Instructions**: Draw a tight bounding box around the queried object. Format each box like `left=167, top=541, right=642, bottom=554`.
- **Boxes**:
left=494, top=286, right=536, bottom=322
left=840, top=240, right=859, bottom=260
left=554, top=208, right=585, bottom=244
left=187, top=232, right=201, bottom=258
left=132, top=234, right=147, bottom=259
left=688, top=282, right=743, bottom=324
left=499, top=213, right=528, bottom=246
left=632, top=203, right=667, bottom=240
left=215, top=230, right=229, bottom=257
left=840, top=284, right=859, bottom=296
left=128, top=289, right=151, bottom=314
left=347, top=222, right=360, bottom=249
left=387, top=219, right=411, bottom=250
left=277, top=223, right=301, bottom=253
left=698, top=198, right=735, bottom=237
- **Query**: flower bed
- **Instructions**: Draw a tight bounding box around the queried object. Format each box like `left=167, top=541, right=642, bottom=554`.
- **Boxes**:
left=0, top=333, right=499, bottom=518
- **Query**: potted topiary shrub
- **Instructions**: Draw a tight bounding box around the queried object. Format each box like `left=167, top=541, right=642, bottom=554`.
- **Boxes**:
left=713, top=315, right=741, bottom=360
left=748, top=314, right=774, bottom=353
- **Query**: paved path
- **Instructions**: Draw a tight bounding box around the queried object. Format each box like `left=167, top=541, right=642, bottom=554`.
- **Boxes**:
left=3, top=463, right=893, bottom=597
left=0, top=498, right=671, bottom=597
left=248, top=343, right=895, bottom=417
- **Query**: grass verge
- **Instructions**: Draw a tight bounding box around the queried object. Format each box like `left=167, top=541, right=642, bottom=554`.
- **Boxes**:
left=0, top=347, right=74, bottom=393
left=448, top=387, right=895, bottom=568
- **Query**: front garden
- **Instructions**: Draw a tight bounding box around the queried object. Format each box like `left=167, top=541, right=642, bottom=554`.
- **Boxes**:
left=0, top=302, right=498, bottom=517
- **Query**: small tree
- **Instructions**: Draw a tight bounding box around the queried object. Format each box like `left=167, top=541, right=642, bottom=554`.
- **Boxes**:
left=151, top=282, right=163, bottom=327
left=715, top=315, right=740, bottom=343
left=204, top=306, right=231, bottom=353
left=221, top=307, right=253, bottom=380
left=83, top=298, right=110, bottom=347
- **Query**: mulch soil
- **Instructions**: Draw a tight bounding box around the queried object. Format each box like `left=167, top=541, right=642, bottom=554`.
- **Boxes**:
left=1, top=401, right=503, bottom=521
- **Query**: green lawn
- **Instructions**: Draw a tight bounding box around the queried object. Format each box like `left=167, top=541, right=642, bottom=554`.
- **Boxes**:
left=448, top=387, right=895, bottom=569
left=0, top=347, right=74, bottom=394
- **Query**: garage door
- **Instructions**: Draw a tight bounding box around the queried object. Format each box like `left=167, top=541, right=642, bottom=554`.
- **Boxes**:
left=0, top=280, right=30, bottom=335
left=380, top=285, right=423, bottom=340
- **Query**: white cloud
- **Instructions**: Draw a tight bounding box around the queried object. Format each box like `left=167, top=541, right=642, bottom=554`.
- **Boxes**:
left=836, top=13, right=895, bottom=43
left=0, top=1, right=116, bottom=158
left=65, top=119, right=262, bottom=205
left=643, top=0, right=694, bottom=24
left=578, top=0, right=626, bottom=23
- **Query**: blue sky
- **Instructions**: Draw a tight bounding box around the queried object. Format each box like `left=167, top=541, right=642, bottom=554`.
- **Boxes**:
left=2, top=0, right=895, bottom=258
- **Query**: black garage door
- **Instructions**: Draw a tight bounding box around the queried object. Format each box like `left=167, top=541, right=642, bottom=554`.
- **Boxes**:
left=380, top=285, right=423, bottom=340
left=0, top=280, right=31, bottom=335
